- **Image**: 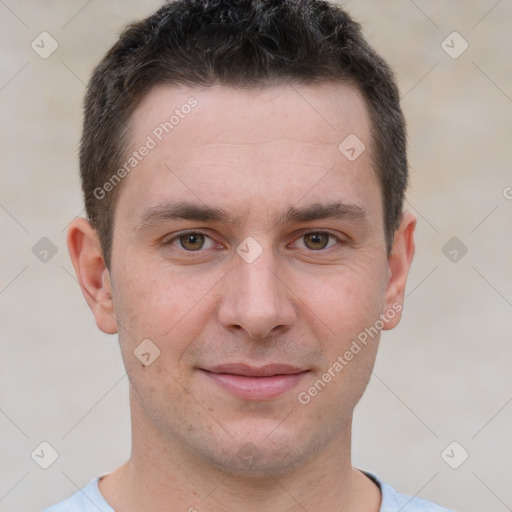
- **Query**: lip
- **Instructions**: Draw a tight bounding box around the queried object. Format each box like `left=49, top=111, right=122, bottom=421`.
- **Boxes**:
left=200, top=364, right=309, bottom=400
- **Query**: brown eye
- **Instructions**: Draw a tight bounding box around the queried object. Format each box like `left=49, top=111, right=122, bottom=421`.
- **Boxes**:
left=179, top=233, right=205, bottom=251
left=303, top=232, right=330, bottom=250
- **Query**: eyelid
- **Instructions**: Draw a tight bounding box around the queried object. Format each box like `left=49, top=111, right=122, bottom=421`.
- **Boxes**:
left=289, top=230, right=346, bottom=251
left=161, top=229, right=347, bottom=252
left=162, top=229, right=220, bottom=249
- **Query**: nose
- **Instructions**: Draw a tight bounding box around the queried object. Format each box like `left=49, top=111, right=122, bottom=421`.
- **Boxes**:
left=217, top=244, right=297, bottom=340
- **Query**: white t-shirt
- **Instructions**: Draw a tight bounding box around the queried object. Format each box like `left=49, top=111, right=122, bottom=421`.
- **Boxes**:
left=41, top=473, right=454, bottom=511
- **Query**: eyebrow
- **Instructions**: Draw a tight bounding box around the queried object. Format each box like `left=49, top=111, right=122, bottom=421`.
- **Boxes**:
left=135, top=202, right=234, bottom=230
left=280, top=202, right=367, bottom=225
left=135, top=200, right=368, bottom=230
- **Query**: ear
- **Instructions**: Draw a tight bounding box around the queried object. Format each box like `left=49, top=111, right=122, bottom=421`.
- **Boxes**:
left=67, top=217, right=118, bottom=334
left=382, top=210, right=416, bottom=330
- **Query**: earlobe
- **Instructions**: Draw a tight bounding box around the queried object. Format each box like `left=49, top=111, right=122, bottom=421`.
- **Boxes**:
left=382, top=211, right=416, bottom=330
left=67, top=217, right=118, bottom=335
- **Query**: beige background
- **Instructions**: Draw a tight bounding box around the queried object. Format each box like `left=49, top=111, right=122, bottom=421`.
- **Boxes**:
left=1, top=1, right=511, bottom=511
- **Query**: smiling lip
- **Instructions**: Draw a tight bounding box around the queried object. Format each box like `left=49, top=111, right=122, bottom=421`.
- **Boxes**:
left=201, top=364, right=309, bottom=400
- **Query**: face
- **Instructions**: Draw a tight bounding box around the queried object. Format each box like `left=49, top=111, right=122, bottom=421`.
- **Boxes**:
left=71, top=82, right=414, bottom=476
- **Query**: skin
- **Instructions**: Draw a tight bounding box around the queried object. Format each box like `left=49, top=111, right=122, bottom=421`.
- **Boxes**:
left=68, top=82, right=416, bottom=512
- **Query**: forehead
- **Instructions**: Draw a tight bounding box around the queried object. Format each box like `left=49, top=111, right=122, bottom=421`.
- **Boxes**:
left=131, top=81, right=370, bottom=147
left=117, top=82, right=381, bottom=228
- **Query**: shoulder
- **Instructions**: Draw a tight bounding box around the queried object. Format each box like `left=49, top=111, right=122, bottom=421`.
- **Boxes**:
left=372, top=474, right=455, bottom=512
left=41, top=477, right=114, bottom=512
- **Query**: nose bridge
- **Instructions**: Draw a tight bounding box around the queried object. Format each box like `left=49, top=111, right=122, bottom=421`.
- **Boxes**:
left=219, top=239, right=295, bottom=339
left=240, top=252, right=278, bottom=307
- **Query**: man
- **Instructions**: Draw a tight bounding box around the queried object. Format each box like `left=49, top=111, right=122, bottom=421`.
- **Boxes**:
left=44, top=0, right=453, bottom=510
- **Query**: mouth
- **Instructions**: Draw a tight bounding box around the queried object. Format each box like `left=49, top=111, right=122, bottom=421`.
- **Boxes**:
left=199, top=363, right=309, bottom=400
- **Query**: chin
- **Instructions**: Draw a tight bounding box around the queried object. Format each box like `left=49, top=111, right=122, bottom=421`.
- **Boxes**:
left=192, top=424, right=326, bottom=478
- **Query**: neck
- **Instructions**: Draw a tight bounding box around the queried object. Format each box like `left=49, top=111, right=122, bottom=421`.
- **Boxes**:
left=99, top=393, right=381, bottom=512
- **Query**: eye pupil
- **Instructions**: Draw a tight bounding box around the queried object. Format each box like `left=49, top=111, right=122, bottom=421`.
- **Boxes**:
left=304, top=233, right=329, bottom=250
left=180, top=233, right=205, bottom=251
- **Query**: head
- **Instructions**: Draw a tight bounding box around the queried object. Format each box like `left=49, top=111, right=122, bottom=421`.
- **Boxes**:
left=69, top=0, right=415, bottom=477
left=80, top=0, right=408, bottom=269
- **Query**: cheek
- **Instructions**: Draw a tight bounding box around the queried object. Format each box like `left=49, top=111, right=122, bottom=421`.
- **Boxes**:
left=292, top=262, right=388, bottom=345
left=293, top=268, right=384, bottom=425
left=111, top=260, right=221, bottom=367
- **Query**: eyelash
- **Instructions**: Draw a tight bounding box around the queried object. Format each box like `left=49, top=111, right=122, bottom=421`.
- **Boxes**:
left=162, top=230, right=345, bottom=253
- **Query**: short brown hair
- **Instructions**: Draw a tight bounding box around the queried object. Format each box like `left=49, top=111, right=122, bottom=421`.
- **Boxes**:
left=80, top=0, right=407, bottom=267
